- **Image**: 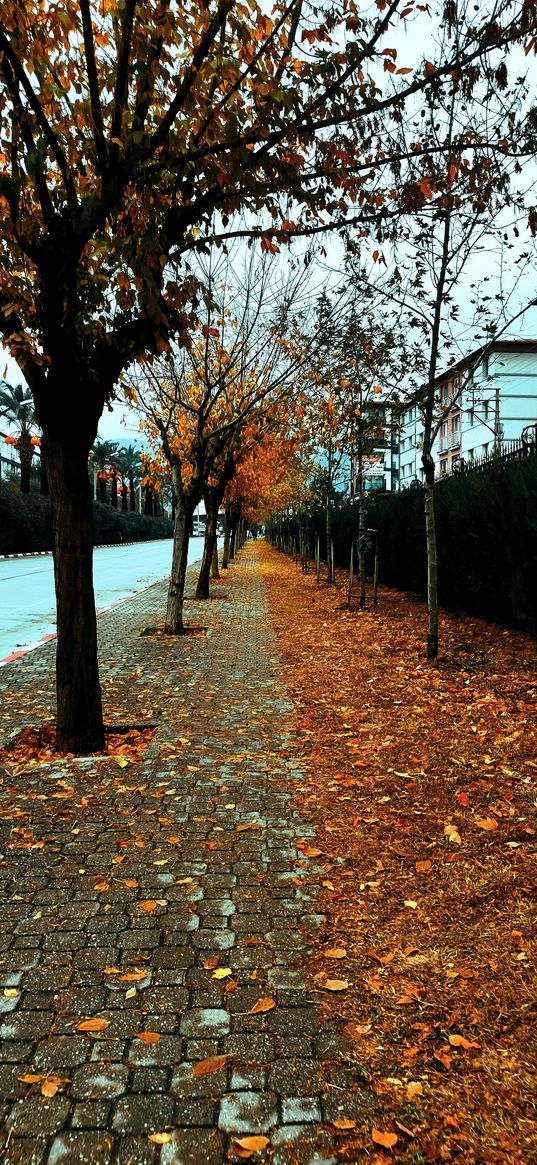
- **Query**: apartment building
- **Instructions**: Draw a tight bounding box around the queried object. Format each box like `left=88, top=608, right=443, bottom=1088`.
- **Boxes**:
left=396, top=339, right=537, bottom=486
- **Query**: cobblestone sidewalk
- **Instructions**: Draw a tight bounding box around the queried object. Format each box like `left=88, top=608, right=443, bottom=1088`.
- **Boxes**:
left=0, top=546, right=362, bottom=1165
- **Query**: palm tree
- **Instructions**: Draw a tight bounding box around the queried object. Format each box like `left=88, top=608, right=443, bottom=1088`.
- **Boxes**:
left=114, top=445, right=141, bottom=512
left=90, top=440, right=118, bottom=504
left=0, top=382, right=39, bottom=494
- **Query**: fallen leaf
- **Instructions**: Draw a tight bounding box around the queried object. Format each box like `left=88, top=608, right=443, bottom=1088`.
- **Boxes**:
left=119, top=969, right=148, bottom=982
left=124, top=879, right=139, bottom=888
left=448, top=1034, right=481, bottom=1050
left=212, top=967, right=232, bottom=980
left=444, top=823, right=461, bottom=844
left=415, top=860, right=432, bottom=873
left=136, top=1031, right=161, bottom=1044
left=125, top=987, right=136, bottom=999
left=404, top=899, right=418, bottom=909
left=75, top=1017, right=109, bottom=1033
left=234, top=1136, right=270, bottom=1151
left=297, top=843, right=322, bottom=857
left=204, top=955, right=220, bottom=969
left=3, top=988, right=19, bottom=999
left=94, top=880, right=109, bottom=892
left=324, top=948, right=347, bottom=959
left=40, top=1079, right=59, bottom=1097
left=248, top=997, right=276, bottom=1014
left=406, top=1081, right=423, bottom=1100
left=372, top=1128, right=398, bottom=1149
left=395, top=1120, right=415, bottom=1136
left=116, top=757, right=129, bottom=768
left=322, top=978, right=349, bottom=991
left=148, top=1132, right=171, bottom=1144
left=236, top=822, right=261, bottom=832
left=192, top=1054, right=230, bottom=1076
left=333, top=1118, right=357, bottom=1130
left=475, top=817, right=498, bottom=831
left=138, top=900, right=158, bottom=912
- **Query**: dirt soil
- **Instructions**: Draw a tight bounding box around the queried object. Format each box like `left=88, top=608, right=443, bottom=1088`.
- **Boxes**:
left=262, top=541, right=536, bottom=1165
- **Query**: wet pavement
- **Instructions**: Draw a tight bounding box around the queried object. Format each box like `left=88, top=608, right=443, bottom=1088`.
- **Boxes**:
left=0, top=545, right=365, bottom=1164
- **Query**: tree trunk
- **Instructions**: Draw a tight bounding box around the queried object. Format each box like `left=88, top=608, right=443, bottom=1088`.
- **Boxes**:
left=111, top=472, right=118, bottom=509
left=196, top=487, right=221, bottom=599
left=144, top=484, right=153, bottom=515
left=98, top=475, right=107, bottom=504
left=129, top=476, right=136, bottom=511
left=46, top=437, right=105, bottom=752
left=423, top=457, right=438, bottom=660
left=18, top=435, right=33, bottom=494
left=40, top=446, right=49, bottom=496
left=229, top=515, right=238, bottom=560
left=211, top=538, right=220, bottom=579
left=358, top=490, right=366, bottom=609
left=121, top=481, right=128, bottom=511
left=222, top=506, right=232, bottom=569
left=326, top=491, right=333, bottom=583
left=165, top=486, right=198, bottom=633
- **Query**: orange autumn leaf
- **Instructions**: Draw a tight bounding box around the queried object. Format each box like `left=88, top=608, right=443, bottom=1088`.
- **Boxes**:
left=138, top=900, right=158, bottom=912
left=136, top=1031, right=161, bottom=1044
left=118, top=969, right=148, bottom=982
left=415, top=860, right=432, bottom=873
left=234, top=1136, right=270, bottom=1152
left=448, top=1034, right=481, bottom=1049
left=475, top=817, right=498, bottom=831
left=372, top=1128, right=398, bottom=1149
left=333, top=1118, right=357, bottom=1130
left=203, top=955, right=220, bottom=970
left=40, top=1079, right=60, bottom=1097
left=75, top=1017, right=109, bottom=1033
left=124, top=879, right=139, bottom=888
left=324, top=947, right=347, bottom=959
left=192, top=1054, right=230, bottom=1076
left=322, top=978, right=349, bottom=991
left=148, top=1132, right=172, bottom=1144
left=248, top=997, right=276, bottom=1013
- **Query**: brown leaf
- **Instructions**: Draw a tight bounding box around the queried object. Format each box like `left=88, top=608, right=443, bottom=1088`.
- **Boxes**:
left=203, top=955, right=220, bottom=970
left=395, top=1120, right=415, bottom=1136
left=297, top=843, right=322, bottom=857
left=372, top=1128, right=398, bottom=1149
left=94, top=880, right=109, bottom=892
left=236, top=822, right=261, bottom=832
left=333, top=1118, right=357, bottom=1130
left=40, top=1079, right=59, bottom=1097
left=322, top=978, right=349, bottom=992
left=248, top=997, right=276, bottom=1014
left=192, top=1054, right=230, bottom=1076
left=415, top=860, right=432, bottom=873
left=124, top=879, right=139, bottom=888
left=119, top=969, right=148, bottom=982
left=75, top=1017, right=109, bottom=1033
left=406, top=1081, right=423, bottom=1100
left=475, top=817, right=498, bottom=831
left=136, top=1031, right=161, bottom=1044
left=448, top=1034, right=481, bottom=1050
left=138, top=900, right=158, bottom=912
left=324, top=947, right=347, bottom=959
left=234, top=1135, right=270, bottom=1152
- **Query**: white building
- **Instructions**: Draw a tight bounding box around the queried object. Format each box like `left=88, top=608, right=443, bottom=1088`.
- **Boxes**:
left=397, top=340, right=537, bottom=486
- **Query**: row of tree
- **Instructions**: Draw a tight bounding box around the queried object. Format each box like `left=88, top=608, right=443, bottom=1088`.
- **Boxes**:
left=1, top=0, right=537, bottom=750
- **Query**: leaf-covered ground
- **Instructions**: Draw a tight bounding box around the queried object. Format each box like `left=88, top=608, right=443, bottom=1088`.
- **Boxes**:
left=262, top=541, right=536, bottom=1165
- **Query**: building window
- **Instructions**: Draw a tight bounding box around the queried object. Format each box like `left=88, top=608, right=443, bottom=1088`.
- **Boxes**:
left=440, top=459, right=448, bottom=476
left=467, top=408, right=474, bottom=426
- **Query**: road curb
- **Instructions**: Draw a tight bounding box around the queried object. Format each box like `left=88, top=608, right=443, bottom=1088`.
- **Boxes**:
left=0, top=541, right=141, bottom=561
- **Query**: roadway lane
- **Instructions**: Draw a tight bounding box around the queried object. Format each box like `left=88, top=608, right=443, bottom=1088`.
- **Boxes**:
left=0, top=536, right=206, bottom=661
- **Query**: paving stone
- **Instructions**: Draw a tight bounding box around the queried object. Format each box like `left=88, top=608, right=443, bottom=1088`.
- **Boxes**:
left=0, top=546, right=360, bottom=1158
left=112, top=1093, right=176, bottom=1133
left=218, top=1089, right=278, bottom=1133
left=46, top=1131, right=115, bottom=1164
left=322, top=1087, right=376, bottom=1123
left=160, top=1129, right=225, bottom=1165
left=70, top=1063, right=129, bottom=1100
left=179, top=1007, right=230, bottom=1037
left=6, top=1096, right=70, bottom=1136
left=282, top=1097, right=322, bottom=1123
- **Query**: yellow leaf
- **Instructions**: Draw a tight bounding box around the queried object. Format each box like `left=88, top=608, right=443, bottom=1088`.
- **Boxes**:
left=3, top=988, right=19, bottom=998
left=406, top=1081, right=423, bottom=1100
left=212, top=968, right=232, bottom=979
left=137, top=1031, right=161, bottom=1044
left=322, top=979, right=349, bottom=991
left=125, top=987, right=137, bottom=999
left=116, top=757, right=129, bottom=768
left=404, top=900, right=418, bottom=909
left=372, top=1128, right=398, bottom=1148
left=148, top=1132, right=172, bottom=1144
left=248, top=997, right=276, bottom=1014
left=75, top=1017, right=109, bottom=1033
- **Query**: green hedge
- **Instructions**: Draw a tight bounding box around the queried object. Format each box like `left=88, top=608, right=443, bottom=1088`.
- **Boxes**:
left=0, top=482, right=173, bottom=554
left=272, top=454, right=537, bottom=632
left=361, top=457, right=537, bottom=629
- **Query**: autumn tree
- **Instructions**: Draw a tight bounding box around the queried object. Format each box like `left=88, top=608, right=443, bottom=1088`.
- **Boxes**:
left=0, top=0, right=533, bottom=749
left=127, top=249, right=308, bottom=630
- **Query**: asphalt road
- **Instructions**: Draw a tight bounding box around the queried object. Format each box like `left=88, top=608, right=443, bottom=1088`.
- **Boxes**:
left=0, top=536, right=206, bottom=661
